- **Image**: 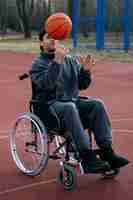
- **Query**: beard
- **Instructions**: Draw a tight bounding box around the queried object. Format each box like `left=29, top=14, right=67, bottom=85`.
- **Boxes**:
left=47, top=48, right=56, bottom=53
left=40, top=45, right=56, bottom=59
left=46, top=48, right=55, bottom=59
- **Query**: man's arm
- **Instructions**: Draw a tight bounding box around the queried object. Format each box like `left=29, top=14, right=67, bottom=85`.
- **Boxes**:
left=30, top=47, right=68, bottom=90
left=76, top=54, right=95, bottom=90
left=30, top=58, right=61, bottom=90
left=78, top=68, right=92, bottom=90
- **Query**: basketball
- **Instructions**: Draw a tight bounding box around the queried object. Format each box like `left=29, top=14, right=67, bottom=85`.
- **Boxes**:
left=45, top=12, right=72, bottom=40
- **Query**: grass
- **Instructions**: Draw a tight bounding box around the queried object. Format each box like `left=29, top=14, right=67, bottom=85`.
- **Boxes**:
left=0, top=33, right=133, bottom=63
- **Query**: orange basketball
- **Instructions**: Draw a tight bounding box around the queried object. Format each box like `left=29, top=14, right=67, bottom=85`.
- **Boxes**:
left=45, top=12, right=72, bottom=40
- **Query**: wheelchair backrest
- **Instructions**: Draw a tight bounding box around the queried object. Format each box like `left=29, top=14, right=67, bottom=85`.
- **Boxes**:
left=19, top=72, right=61, bottom=129
left=19, top=72, right=39, bottom=101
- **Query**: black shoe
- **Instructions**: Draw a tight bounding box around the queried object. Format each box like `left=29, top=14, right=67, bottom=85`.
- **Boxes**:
left=99, top=146, right=130, bottom=169
left=80, top=150, right=110, bottom=174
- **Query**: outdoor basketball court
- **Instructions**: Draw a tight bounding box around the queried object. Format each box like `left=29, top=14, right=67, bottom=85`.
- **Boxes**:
left=0, top=51, right=133, bottom=200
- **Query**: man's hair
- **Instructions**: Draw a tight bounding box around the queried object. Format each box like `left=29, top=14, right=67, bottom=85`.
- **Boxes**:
left=38, top=29, right=46, bottom=41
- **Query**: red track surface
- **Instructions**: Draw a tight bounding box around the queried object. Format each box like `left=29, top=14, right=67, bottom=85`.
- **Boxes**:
left=0, top=51, right=133, bottom=200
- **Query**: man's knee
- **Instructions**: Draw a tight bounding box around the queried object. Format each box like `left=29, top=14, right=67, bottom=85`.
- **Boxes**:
left=63, top=102, right=81, bottom=120
left=94, top=99, right=105, bottom=112
left=64, top=102, right=77, bottom=113
left=96, top=100, right=104, bottom=109
left=94, top=99, right=111, bottom=126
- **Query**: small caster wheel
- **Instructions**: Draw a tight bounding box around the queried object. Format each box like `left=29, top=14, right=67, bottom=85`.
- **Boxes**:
left=102, top=168, right=120, bottom=179
left=58, top=163, right=77, bottom=191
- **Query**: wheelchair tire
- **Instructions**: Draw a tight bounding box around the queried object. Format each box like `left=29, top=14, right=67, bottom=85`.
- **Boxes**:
left=10, top=112, right=49, bottom=176
left=58, top=163, right=77, bottom=191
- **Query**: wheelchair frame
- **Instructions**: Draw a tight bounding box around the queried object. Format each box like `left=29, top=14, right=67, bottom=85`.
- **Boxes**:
left=9, top=73, right=120, bottom=191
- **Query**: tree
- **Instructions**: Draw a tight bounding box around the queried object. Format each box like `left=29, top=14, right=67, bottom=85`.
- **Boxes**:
left=16, top=0, right=34, bottom=38
left=67, top=0, right=72, bottom=18
left=0, top=0, right=8, bottom=35
left=32, top=0, right=50, bottom=31
left=80, top=0, right=90, bottom=37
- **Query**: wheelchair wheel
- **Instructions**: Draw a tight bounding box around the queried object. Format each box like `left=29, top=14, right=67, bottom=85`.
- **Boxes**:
left=102, top=168, right=120, bottom=179
left=10, top=112, right=49, bottom=176
left=58, top=163, right=77, bottom=191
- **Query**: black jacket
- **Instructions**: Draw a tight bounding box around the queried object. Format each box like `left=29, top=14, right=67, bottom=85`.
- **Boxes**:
left=30, top=52, right=92, bottom=104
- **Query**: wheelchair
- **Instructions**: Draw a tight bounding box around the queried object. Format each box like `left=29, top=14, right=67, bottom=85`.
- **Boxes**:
left=10, top=73, right=120, bottom=191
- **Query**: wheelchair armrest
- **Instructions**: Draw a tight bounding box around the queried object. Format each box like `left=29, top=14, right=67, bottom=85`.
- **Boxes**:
left=29, top=99, right=41, bottom=112
left=30, top=99, right=40, bottom=104
left=79, top=96, right=89, bottom=100
left=19, top=73, right=29, bottom=80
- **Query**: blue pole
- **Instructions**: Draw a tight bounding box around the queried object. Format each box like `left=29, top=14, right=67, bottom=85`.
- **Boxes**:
left=123, top=0, right=130, bottom=52
left=72, top=0, right=79, bottom=48
left=96, top=0, right=105, bottom=50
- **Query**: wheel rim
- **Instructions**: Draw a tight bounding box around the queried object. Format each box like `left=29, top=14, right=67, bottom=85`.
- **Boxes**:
left=10, top=113, right=49, bottom=176
left=59, top=164, right=76, bottom=190
left=64, top=170, right=74, bottom=187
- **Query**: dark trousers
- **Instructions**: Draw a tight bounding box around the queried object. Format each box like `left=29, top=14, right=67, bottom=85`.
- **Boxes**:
left=49, top=97, right=112, bottom=152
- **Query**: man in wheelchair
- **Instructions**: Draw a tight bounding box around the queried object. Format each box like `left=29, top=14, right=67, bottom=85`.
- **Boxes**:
left=30, top=29, right=129, bottom=174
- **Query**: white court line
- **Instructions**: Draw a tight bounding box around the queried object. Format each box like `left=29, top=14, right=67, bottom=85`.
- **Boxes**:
left=112, top=118, right=133, bottom=122
left=0, top=129, right=132, bottom=195
left=0, top=128, right=132, bottom=140
left=0, top=130, right=9, bottom=140
left=0, top=135, right=9, bottom=139
left=0, top=80, right=17, bottom=83
left=112, top=129, right=133, bottom=133
left=0, top=129, right=133, bottom=141
left=0, top=178, right=56, bottom=195
left=0, top=118, right=132, bottom=195
left=0, top=117, right=133, bottom=141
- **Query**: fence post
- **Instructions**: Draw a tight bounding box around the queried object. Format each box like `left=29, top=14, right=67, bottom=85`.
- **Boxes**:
left=72, top=0, right=79, bottom=48
left=123, top=0, right=130, bottom=52
left=96, top=0, right=105, bottom=50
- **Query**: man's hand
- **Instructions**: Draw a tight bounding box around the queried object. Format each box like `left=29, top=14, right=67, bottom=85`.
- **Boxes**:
left=76, top=54, right=95, bottom=71
left=54, top=46, right=69, bottom=64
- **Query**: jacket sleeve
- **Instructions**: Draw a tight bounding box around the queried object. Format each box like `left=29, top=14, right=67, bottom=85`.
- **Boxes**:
left=68, top=56, right=92, bottom=90
left=78, top=67, right=92, bottom=90
left=30, top=58, right=62, bottom=90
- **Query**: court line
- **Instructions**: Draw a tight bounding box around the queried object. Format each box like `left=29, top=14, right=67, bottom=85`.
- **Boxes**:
left=0, top=135, right=9, bottom=140
left=0, top=117, right=133, bottom=140
left=112, top=129, right=133, bottom=133
left=0, top=130, right=9, bottom=140
left=0, top=118, right=133, bottom=195
left=0, top=129, right=133, bottom=143
left=112, top=118, right=133, bottom=122
left=0, top=80, right=17, bottom=83
left=0, top=178, right=56, bottom=195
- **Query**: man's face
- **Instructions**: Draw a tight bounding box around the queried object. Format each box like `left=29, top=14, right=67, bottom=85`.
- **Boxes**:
left=40, top=34, right=59, bottom=53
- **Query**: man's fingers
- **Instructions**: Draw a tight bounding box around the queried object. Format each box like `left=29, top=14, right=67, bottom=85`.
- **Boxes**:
left=86, top=54, right=96, bottom=66
left=76, top=55, right=82, bottom=64
left=56, top=46, right=69, bottom=56
left=91, top=56, right=96, bottom=65
left=76, top=55, right=85, bottom=64
left=76, top=54, right=96, bottom=70
left=86, top=54, right=91, bottom=60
